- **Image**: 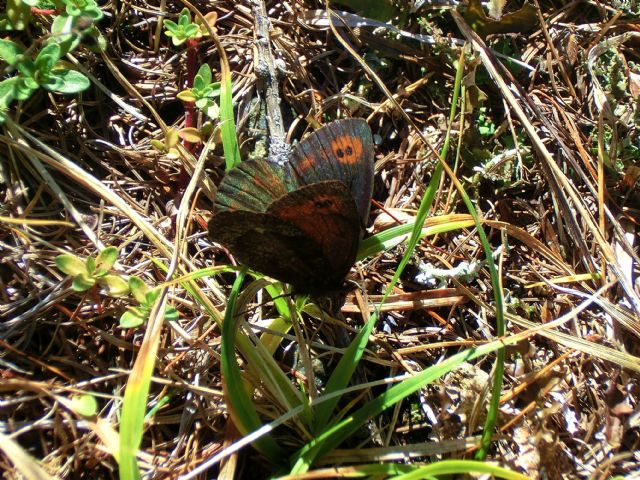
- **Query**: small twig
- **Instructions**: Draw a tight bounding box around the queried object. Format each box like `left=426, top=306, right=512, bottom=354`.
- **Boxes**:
left=251, top=0, right=290, bottom=164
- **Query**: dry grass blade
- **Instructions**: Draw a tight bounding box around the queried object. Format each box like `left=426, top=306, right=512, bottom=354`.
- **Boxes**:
left=0, top=431, right=56, bottom=480
left=451, top=10, right=640, bottom=314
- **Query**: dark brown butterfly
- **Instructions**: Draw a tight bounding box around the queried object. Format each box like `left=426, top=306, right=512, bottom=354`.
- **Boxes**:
left=209, top=119, right=374, bottom=293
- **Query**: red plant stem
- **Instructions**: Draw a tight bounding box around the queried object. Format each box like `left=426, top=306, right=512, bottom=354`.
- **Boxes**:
left=183, top=38, right=199, bottom=152
left=91, top=284, right=103, bottom=315
left=31, top=7, right=57, bottom=15
left=177, top=37, right=199, bottom=193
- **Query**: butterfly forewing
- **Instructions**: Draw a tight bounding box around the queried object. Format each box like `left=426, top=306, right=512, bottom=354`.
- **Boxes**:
left=214, top=160, right=301, bottom=213
left=290, top=119, right=375, bottom=225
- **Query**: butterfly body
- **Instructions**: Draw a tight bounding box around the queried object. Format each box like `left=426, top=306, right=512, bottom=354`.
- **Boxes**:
left=209, top=119, right=374, bottom=293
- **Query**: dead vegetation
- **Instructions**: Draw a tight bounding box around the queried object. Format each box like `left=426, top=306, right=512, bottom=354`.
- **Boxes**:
left=1, top=0, right=639, bottom=478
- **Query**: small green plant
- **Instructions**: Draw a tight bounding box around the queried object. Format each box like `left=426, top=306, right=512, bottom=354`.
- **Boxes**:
left=151, top=127, right=206, bottom=156
left=176, top=63, right=220, bottom=119
left=0, top=40, right=91, bottom=117
left=55, top=247, right=178, bottom=328
left=59, top=0, right=102, bottom=19
left=151, top=128, right=181, bottom=158
left=163, top=8, right=200, bottom=46
left=0, top=0, right=105, bottom=119
left=49, top=0, right=105, bottom=54
left=1, top=0, right=103, bottom=30
left=55, top=246, right=129, bottom=296
left=476, top=106, right=496, bottom=137
left=119, top=276, right=179, bottom=328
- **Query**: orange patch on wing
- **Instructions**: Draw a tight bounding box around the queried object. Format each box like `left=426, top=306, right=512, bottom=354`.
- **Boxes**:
left=330, top=135, right=363, bottom=166
left=273, top=194, right=349, bottom=240
left=276, top=195, right=344, bottom=219
left=295, top=155, right=316, bottom=175
left=252, top=171, right=279, bottom=191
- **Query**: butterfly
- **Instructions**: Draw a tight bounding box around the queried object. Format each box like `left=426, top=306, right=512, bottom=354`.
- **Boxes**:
left=208, top=119, right=374, bottom=293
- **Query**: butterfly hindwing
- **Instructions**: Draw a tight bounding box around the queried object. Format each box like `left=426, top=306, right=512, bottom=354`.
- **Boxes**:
left=267, top=181, right=361, bottom=282
left=209, top=208, right=347, bottom=293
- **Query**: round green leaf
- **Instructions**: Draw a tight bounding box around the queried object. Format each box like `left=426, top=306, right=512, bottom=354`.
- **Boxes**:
left=55, top=253, right=87, bottom=276
left=120, top=309, right=146, bottom=328
left=165, top=128, right=179, bottom=147
left=99, top=275, right=129, bottom=297
left=83, top=6, right=103, bottom=20
left=128, top=276, right=149, bottom=304
left=163, top=20, right=178, bottom=33
left=0, top=78, right=18, bottom=107
left=16, top=58, right=36, bottom=78
left=70, top=394, right=98, bottom=416
left=72, top=272, right=96, bottom=292
left=184, top=24, right=199, bottom=37
left=170, top=36, right=188, bottom=46
left=35, top=43, right=61, bottom=73
left=144, top=288, right=161, bottom=306
left=46, top=69, right=90, bottom=94
left=176, top=89, right=196, bottom=102
left=150, top=139, right=165, bottom=151
left=0, top=38, right=24, bottom=67
left=51, top=14, right=75, bottom=36
left=178, top=8, right=191, bottom=26
left=95, top=246, right=118, bottom=271
left=14, top=79, right=37, bottom=100
left=178, top=127, right=202, bottom=143
left=195, top=63, right=212, bottom=84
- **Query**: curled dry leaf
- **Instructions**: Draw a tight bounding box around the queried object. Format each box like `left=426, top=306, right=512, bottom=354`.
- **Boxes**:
left=372, top=208, right=414, bottom=232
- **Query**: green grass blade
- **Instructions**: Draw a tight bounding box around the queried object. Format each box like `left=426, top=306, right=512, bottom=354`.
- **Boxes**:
left=290, top=332, right=523, bottom=472
left=119, top=296, right=168, bottom=480
left=220, top=269, right=287, bottom=462
left=311, top=310, right=379, bottom=433
left=389, top=460, right=530, bottom=480
left=358, top=215, right=476, bottom=260
left=217, top=41, right=240, bottom=169
left=155, top=261, right=312, bottom=430
left=311, top=55, right=465, bottom=437
left=314, top=58, right=470, bottom=429
left=179, top=1, right=239, bottom=169
left=279, top=461, right=528, bottom=479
